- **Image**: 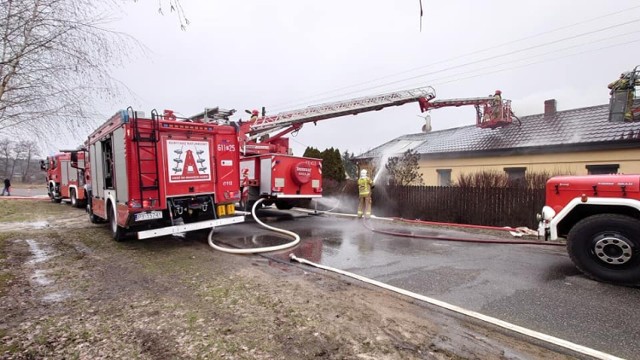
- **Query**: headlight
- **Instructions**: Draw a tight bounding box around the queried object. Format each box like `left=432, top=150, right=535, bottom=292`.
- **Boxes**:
left=541, top=206, right=556, bottom=221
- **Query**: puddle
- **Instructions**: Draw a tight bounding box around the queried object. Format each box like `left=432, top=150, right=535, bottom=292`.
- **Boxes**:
left=32, top=269, right=53, bottom=286
left=25, top=239, right=51, bottom=264
left=29, top=221, right=50, bottom=229
left=42, top=290, right=71, bottom=303
left=23, top=239, right=72, bottom=303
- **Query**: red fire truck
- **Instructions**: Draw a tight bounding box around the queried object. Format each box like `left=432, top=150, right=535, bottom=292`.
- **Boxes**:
left=202, top=86, right=517, bottom=210
left=40, top=151, right=88, bottom=207
left=538, top=175, right=640, bottom=286
left=84, top=108, right=244, bottom=241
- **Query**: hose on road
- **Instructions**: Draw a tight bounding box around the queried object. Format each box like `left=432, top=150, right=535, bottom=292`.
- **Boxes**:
left=289, top=254, right=623, bottom=360
left=361, top=218, right=565, bottom=246
left=208, top=198, right=300, bottom=254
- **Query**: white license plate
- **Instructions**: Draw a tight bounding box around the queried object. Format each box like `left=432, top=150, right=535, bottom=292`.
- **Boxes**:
left=134, top=211, right=163, bottom=222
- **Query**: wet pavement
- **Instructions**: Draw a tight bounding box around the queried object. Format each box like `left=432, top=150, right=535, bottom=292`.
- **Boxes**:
left=214, top=211, right=640, bottom=360
left=1, top=186, right=48, bottom=198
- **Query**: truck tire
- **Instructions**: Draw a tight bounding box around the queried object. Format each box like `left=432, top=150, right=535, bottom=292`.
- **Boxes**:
left=567, top=213, right=640, bottom=286
left=49, top=185, right=61, bottom=203
left=87, top=201, right=103, bottom=224
left=70, top=189, right=79, bottom=208
left=108, top=204, right=126, bottom=242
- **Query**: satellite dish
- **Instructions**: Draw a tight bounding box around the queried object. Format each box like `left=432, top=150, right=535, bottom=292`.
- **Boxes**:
left=417, top=113, right=432, bottom=133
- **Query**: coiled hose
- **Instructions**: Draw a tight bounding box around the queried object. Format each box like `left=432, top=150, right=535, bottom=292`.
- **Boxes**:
left=208, top=198, right=301, bottom=254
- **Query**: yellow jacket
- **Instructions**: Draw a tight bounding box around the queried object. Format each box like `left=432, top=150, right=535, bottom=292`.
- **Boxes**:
left=358, top=177, right=373, bottom=196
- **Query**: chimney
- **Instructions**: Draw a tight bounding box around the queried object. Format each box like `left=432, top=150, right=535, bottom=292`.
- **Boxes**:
left=544, top=99, right=557, bottom=118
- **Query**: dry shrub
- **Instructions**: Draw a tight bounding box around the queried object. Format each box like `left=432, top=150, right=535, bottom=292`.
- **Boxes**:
left=456, top=169, right=575, bottom=189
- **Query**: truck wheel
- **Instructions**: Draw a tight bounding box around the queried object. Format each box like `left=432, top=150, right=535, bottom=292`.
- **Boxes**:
left=108, top=204, right=126, bottom=242
left=70, top=189, right=79, bottom=208
left=49, top=185, right=61, bottom=203
left=87, top=201, right=102, bottom=224
left=567, top=214, right=640, bottom=286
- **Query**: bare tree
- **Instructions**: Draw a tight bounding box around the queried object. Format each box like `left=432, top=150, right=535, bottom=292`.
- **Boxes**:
left=14, top=140, right=39, bottom=182
left=0, top=137, right=12, bottom=177
left=149, top=0, right=189, bottom=30
left=0, top=0, right=132, bottom=146
left=9, top=139, right=23, bottom=178
left=385, top=149, right=424, bottom=186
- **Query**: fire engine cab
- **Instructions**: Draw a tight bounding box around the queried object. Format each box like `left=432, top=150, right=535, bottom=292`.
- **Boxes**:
left=40, top=151, right=87, bottom=207
left=539, top=173, right=640, bottom=286
left=85, top=108, right=244, bottom=240
left=538, top=67, right=640, bottom=286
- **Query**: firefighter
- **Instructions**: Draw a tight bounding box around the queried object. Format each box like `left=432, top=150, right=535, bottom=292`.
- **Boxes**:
left=357, top=169, right=374, bottom=219
left=250, top=109, right=259, bottom=121
left=492, top=90, right=503, bottom=120
left=608, top=72, right=635, bottom=121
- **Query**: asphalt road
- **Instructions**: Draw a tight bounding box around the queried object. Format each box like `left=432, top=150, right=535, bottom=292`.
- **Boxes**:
left=216, top=212, right=640, bottom=360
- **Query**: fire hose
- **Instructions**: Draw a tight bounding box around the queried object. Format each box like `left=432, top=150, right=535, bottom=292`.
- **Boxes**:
left=208, top=203, right=602, bottom=357
left=293, top=205, right=563, bottom=246
left=208, top=198, right=301, bottom=254
left=360, top=218, right=565, bottom=246
left=289, top=254, right=623, bottom=360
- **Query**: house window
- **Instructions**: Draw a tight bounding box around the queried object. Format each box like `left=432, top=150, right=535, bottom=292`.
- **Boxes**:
left=504, top=167, right=526, bottom=185
left=437, top=169, right=452, bottom=186
left=586, top=164, right=619, bottom=175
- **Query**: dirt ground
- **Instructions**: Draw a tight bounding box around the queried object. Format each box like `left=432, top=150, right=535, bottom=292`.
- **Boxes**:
left=0, top=200, right=577, bottom=359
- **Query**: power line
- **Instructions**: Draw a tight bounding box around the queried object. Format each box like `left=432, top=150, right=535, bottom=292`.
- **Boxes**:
left=422, top=30, right=640, bottom=88
left=412, top=38, right=640, bottom=95
left=269, top=5, right=640, bottom=112
left=269, top=18, right=640, bottom=112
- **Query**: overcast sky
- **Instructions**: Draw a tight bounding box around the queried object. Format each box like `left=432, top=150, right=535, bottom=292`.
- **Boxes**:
left=52, top=0, right=640, bottom=156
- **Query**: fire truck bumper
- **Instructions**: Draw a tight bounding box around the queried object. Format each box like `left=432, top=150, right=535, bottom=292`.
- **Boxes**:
left=137, top=215, right=245, bottom=240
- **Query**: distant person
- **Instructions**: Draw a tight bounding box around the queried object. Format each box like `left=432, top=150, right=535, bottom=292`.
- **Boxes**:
left=357, top=169, right=374, bottom=219
left=2, top=178, right=10, bottom=196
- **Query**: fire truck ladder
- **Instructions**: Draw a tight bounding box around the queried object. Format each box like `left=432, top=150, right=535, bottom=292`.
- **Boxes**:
left=246, top=86, right=436, bottom=141
left=132, top=110, right=160, bottom=206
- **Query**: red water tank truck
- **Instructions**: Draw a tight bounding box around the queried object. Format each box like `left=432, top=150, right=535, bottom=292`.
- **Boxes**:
left=40, top=151, right=88, bottom=207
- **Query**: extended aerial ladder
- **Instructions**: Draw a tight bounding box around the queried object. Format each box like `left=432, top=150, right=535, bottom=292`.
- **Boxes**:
left=235, top=86, right=518, bottom=156
left=190, top=85, right=519, bottom=210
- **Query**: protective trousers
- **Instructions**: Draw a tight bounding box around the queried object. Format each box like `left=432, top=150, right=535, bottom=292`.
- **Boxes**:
left=357, top=195, right=371, bottom=218
left=625, top=91, right=634, bottom=121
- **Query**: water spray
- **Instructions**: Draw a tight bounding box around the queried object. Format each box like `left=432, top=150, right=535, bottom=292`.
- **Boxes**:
left=372, top=152, right=391, bottom=185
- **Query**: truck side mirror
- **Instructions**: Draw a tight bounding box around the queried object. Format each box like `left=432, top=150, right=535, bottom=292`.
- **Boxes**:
left=40, top=160, right=47, bottom=171
left=70, top=151, right=78, bottom=168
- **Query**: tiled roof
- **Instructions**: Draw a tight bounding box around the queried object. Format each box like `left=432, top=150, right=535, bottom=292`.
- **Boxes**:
left=357, top=102, right=640, bottom=159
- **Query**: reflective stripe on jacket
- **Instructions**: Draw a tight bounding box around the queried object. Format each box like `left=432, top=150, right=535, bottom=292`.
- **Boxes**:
left=358, top=177, right=372, bottom=196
